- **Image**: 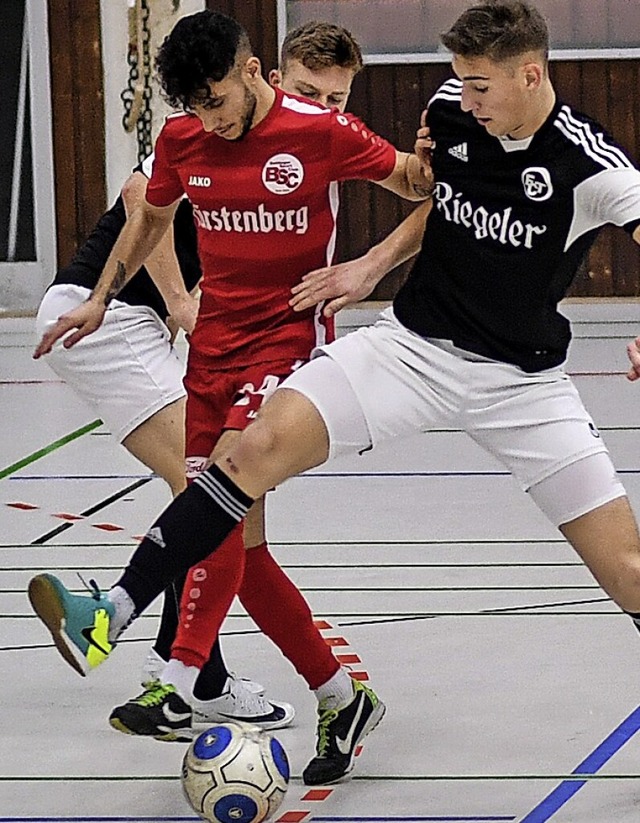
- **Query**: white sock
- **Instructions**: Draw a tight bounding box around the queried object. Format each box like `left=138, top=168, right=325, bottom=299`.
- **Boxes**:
left=160, top=658, right=200, bottom=701
left=106, top=585, right=136, bottom=643
left=314, top=667, right=355, bottom=710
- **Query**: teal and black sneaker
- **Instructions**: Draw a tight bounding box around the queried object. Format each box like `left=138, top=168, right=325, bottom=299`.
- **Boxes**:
left=28, top=573, right=115, bottom=676
left=302, top=679, right=386, bottom=786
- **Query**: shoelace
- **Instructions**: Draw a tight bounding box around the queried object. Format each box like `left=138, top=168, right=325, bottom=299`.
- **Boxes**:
left=76, top=573, right=136, bottom=641
left=227, top=678, right=270, bottom=714
left=315, top=705, right=339, bottom=756
left=76, top=573, right=104, bottom=601
left=133, top=681, right=177, bottom=707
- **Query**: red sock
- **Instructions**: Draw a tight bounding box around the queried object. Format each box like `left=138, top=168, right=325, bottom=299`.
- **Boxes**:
left=238, top=542, right=339, bottom=689
left=171, top=525, right=245, bottom=669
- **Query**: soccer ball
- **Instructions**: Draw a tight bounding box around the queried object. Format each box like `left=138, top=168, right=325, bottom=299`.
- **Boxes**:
left=181, top=722, right=290, bottom=823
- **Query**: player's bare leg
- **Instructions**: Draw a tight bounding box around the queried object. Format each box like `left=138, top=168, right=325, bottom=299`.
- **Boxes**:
left=561, top=496, right=640, bottom=612
left=122, top=397, right=187, bottom=496
left=215, top=387, right=330, bottom=497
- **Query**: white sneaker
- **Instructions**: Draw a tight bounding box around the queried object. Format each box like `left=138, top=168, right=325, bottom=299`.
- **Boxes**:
left=192, top=676, right=295, bottom=731
left=140, top=649, right=265, bottom=696
left=230, top=672, right=265, bottom=697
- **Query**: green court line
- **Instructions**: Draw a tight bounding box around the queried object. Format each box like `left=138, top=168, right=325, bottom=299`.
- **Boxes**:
left=0, top=420, right=102, bottom=480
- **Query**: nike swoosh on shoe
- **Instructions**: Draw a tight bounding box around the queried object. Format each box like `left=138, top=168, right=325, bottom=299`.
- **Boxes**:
left=335, top=695, right=365, bottom=755
left=80, top=626, right=111, bottom=657
left=162, top=704, right=192, bottom=724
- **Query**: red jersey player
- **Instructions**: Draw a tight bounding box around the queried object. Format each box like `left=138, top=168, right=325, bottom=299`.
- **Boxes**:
left=31, top=10, right=430, bottom=785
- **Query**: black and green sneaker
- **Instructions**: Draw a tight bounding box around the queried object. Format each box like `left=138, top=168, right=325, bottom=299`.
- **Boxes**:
left=109, top=681, right=193, bottom=742
left=302, top=679, right=386, bottom=785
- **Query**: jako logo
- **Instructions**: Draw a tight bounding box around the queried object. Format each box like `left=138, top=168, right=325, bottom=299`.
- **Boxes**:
left=522, top=167, right=553, bottom=201
left=188, top=174, right=211, bottom=187
left=262, top=153, right=304, bottom=194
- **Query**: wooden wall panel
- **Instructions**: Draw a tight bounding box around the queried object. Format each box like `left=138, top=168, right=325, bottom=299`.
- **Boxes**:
left=48, top=0, right=106, bottom=268
left=207, top=0, right=279, bottom=70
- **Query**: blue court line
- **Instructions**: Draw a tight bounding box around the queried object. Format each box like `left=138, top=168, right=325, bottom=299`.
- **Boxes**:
left=519, top=704, right=640, bottom=822
left=0, top=819, right=515, bottom=823
left=302, top=469, right=640, bottom=479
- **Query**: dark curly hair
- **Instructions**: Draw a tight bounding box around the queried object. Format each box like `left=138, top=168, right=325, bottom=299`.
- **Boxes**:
left=155, top=10, right=253, bottom=110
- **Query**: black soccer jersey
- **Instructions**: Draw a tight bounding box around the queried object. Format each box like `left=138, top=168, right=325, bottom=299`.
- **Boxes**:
left=394, top=79, right=640, bottom=372
left=50, top=157, right=201, bottom=321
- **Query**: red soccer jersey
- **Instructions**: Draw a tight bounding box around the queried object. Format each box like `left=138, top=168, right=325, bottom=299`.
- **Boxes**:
left=146, top=87, right=397, bottom=368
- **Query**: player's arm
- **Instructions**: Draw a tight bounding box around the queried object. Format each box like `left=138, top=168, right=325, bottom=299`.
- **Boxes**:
left=121, top=171, right=198, bottom=335
left=291, top=200, right=432, bottom=316
left=376, top=150, right=434, bottom=201
left=625, top=223, right=640, bottom=380
left=34, top=197, right=179, bottom=357
left=375, top=122, right=435, bottom=201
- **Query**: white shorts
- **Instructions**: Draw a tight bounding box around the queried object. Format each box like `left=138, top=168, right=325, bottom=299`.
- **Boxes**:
left=283, top=307, right=613, bottom=492
left=36, top=284, right=186, bottom=442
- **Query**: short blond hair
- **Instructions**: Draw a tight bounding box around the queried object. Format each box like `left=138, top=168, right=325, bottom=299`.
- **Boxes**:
left=281, top=21, right=363, bottom=75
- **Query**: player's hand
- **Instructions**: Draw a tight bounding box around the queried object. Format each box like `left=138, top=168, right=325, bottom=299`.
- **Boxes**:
left=33, top=298, right=107, bottom=358
left=415, top=111, right=435, bottom=177
left=290, top=257, right=379, bottom=317
left=626, top=336, right=640, bottom=381
left=166, top=292, right=199, bottom=336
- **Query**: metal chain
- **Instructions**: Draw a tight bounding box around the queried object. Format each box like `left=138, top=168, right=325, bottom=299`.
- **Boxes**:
left=120, top=0, right=153, bottom=162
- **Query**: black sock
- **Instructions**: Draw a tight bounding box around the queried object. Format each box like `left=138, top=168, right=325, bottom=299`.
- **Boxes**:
left=192, top=639, right=230, bottom=701
left=152, top=573, right=187, bottom=661
left=116, top=465, right=253, bottom=613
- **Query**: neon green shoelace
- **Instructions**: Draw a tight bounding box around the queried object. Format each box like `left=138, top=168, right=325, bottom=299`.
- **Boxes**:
left=134, top=682, right=176, bottom=707
left=316, top=707, right=339, bottom=755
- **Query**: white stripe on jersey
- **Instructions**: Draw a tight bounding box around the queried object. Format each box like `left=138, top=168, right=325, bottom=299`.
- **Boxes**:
left=554, top=107, right=633, bottom=170
left=565, top=167, right=640, bottom=250
left=326, top=180, right=340, bottom=268
left=428, top=79, right=462, bottom=108
left=141, top=153, right=155, bottom=179
left=281, top=94, right=332, bottom=116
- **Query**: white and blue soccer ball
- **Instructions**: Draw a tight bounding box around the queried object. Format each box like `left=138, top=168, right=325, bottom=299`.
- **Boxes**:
left=181, top=722, right=290, bottom=823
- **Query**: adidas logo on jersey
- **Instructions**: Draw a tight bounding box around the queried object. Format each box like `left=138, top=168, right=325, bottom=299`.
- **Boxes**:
left=448, top=142, right=468, bottom=162
left=145, top=527, right=166, bottom=548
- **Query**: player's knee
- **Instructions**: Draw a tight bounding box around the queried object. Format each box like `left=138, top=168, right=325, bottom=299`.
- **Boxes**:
left=611, top=558, right=640, bottom=611
left=236, top=416, right=286, bottom=467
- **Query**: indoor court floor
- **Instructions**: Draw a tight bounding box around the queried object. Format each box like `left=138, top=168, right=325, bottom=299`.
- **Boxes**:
left=2, top=301, right=640, bottom=823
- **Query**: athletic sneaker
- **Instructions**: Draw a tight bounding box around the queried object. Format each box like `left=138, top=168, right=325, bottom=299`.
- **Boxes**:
left=302, top=680, right=386, bottom=786
left=109, top=682, right=193, bottom=742
left=110, top=677, right=295, bottom=741
left=192, top=676, right=295, bottom=731
left=139, top=648, right=266, bottom=697
left=28, top=573, right=115, bottom=676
